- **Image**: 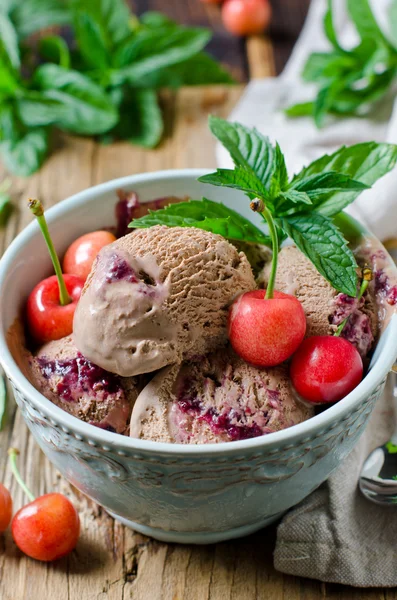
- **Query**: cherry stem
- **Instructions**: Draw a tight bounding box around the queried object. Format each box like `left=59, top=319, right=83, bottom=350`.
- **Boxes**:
left=335, top=268, right=372, bottom=337
left=28, top=199, right=71, bottom=307
left=8, top=448, right=35, bottom=502
left=260, top=203, right=278, bottom=300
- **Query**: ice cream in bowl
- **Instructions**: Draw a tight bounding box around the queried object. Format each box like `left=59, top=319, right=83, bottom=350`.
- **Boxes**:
left=0, top=119, right=397, bottom=543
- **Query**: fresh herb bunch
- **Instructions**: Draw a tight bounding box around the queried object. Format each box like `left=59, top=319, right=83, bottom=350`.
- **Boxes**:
left=131, top=116, right=397, bottom=298
left=0, top=0, right=233, bottom=177
left=286, top=0, right=397, bottom=127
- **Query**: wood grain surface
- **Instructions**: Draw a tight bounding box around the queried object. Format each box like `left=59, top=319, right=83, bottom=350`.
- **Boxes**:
left=0, top=2, right=395, bottom=599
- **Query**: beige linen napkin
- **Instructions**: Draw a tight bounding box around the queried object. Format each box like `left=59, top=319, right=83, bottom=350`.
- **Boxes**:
left=274, top=376, right=397, bottom=587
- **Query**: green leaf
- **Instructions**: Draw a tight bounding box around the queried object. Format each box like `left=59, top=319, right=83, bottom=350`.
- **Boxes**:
left=386, top=441, right=397, bottom=454
left=1, top=127, right=49, bottom=177
left=73, top=12, right=110, bottom=69
left=110, top=88, right=163, bottom=148
left=206, top=116, right=275, bottom=193
left=72, top=0, right=131, bottom=48
left=0, top=374, right=6, bottom=431
left=285, top=102, right=314, bottom=118
left=278, top=212, right=358, bottom=296
left=134, top=52, right=234, bottom=88
left=324, top=0, right=345, bottom=52
left=10, top=0, right=70, bottom=39
left=0, top=104, right=18, bottom=140
left=39, top=35, right=70, bottom=69
left=0, top=12, right=19, bottom=69
left=346, top=0, right=389, bottom=47
left=0, top=42, right=19, bottom=97
left=130, top=198, right=271, bottom=246
left=278, top=190, right=312, bottom=208
left=16, top=93, right=63, bottom=127
left=32, top=64, right=118, bottom=135
left=110, top=26, right=211, bottom=86
left=389, top=2, right=397, bottom=49
left=140, top=11, right=176, bottom=28
left=302, top=52, right=355, bottom=83
left=292, top=142, right=397, bottom=215
left=270, top=142, right=289, bottom=198
left=198, top=167, right=268, bottom=200
left=0, top=179, right=13, bottom=227
left=291, top=171, right=369, bottom=199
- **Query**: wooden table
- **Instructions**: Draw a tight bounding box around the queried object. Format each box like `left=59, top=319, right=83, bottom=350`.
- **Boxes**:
left=1, top=1, right=395, bottom=598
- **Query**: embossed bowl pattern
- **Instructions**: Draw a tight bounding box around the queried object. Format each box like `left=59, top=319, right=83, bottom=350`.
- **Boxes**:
left=1, top=170, right=396, bottom=544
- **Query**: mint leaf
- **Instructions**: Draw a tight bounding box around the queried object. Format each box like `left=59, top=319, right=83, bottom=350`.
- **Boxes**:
left=0, top=12, right=19, bottom=69
left=110, top=27, right=211, bottom=86
left=389, top=2, right=397, bottom=49
left=278, top=190, right=312, bottom=207
left=0, top=179, right=12, bottom=227
left=10, top=0, right=70, bottom=39
left=205, top=116, right=275, bottom=193
left=39, top=35, right=71, bottom=69
left=302, top=53, right=355, bottom=83
left=72, top=0, right=131, bottom=52
left=134, top=52, right=235, bottom=88
left=291, top=171, right=369, bottom=199
left=32, top=64, right=118, bottom=135
left=278, top=213, right=358, bottom=296
left=324, top=0, right=344, bottom=52
left=130, top=198, right=271, bottom=246
left=1, top=127, right=49, bottom=177
left=285, top=102, right=314, bottom=118
left=346, top=0, right=390, bottom=47
left=198, top=167, right=268, bottom=200
left=140, top=12, right=176, bottom=28
left=108, top=88, right=163, bottom=148
left=286, top=0, right=397, bottom=124
left=292, top=142, right=397, bottom=215
left=269, top=143, right=288, bottom=198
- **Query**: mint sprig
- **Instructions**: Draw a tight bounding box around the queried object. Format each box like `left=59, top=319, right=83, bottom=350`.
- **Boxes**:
left=200, top=117, right=396, bottom=297
left=131, top=116, right=397, bottom=297
left=0, top=1, right=234, bottom=176
left=286, top=0, right=397, bottom=126
left=130, top=199, right=271, bottom=247
left=199, top=116, right=394, bottom=298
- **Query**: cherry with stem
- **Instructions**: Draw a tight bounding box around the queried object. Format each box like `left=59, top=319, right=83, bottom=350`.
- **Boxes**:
left=28, top=199, right=71, bottom=306
left=8, top=448, right=80, bottom=562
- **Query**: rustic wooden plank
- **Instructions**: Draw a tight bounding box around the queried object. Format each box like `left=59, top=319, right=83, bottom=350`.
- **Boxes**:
left=246, top=35, right=276, bottom=79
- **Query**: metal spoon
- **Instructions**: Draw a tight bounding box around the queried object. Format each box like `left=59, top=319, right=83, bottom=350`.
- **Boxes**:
left=359, top=369, right=397, bottom=505
left=359, top=242, right=397, bottom=505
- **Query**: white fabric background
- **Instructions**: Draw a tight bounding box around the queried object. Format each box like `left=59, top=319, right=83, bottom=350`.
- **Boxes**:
left=216, top=0, right=397, bottom=240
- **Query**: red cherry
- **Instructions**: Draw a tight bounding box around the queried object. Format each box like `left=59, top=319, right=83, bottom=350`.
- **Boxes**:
left=0, top=483, right=12, bottom=532
left=222, top=0, right=271, bottom=36
left=290, top=336, right=363, bottom=404
left=11, top=493, right=80, bottom=562
left=63, top=230, right=116, bottom=281
left=26, top=274, right=84, bottom=343
left=228, top=290, right=306, bottom=367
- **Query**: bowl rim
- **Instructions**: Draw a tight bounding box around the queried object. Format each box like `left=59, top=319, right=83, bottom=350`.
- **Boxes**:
left=0, top=168, right=396, bottom=457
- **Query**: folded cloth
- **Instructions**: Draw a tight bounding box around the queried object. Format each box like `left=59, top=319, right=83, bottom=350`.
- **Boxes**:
left=274, top=376, right=397, bottom=587
left=216, top=0, right=397, bottom=586
left=216, top=0, right=397, bottom=241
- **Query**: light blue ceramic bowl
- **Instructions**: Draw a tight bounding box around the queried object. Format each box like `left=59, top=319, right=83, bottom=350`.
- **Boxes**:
left=0, top=170, right=396, bottom=544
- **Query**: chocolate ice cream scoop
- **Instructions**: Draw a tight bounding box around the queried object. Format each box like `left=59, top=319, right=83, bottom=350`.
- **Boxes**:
left=260, top=245, right=378, bottom=358
left=130, top=346, right=313, bottom=444
left=29, top=336, right=140, bottom=434
left=73, top=226, right=256, bottom=377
